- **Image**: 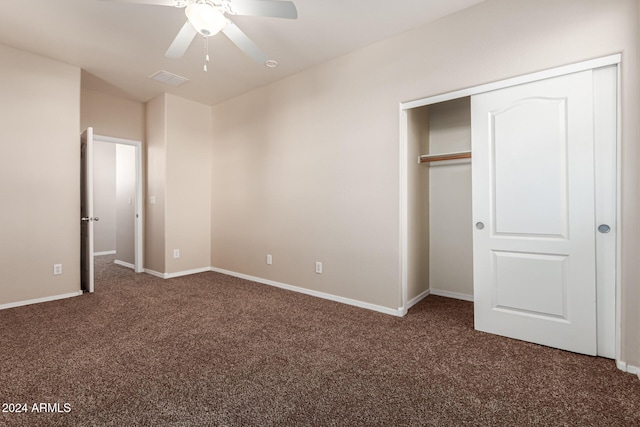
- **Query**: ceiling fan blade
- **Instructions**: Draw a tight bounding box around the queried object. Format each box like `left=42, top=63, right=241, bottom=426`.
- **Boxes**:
left=221, top=21, right=268, bottom=63
left=165, top=21, right=198, bottom=58
left=99, top=0, right=183, bottom=6
left=225, top=0, right=297, bottom=19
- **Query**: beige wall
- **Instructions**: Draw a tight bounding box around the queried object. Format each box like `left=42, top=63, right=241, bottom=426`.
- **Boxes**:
left=145, top=95, right=167, bottom=274
left=116, top=144, right=136, bottom=265
left=211, top=0, right=640, bottom=364
left=80, top=82, right=145, bottom=142
left=146, top=94, right=212, bottom=275
left=165, top=94, right=212, bottom=274
left=93, top=141, right=117, bottom=253
left=633, top=0, right=640, bottom=374
left=406, top=107, right=430, bottom=303
left=91, top=141, right=136, bottom=262
left=0, top=43, right=80, bottom=305
left=428, top=98, right=473, bottom=298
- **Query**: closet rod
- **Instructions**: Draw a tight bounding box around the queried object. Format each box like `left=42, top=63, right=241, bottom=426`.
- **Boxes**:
left=418, top=150, right=472, bottom=164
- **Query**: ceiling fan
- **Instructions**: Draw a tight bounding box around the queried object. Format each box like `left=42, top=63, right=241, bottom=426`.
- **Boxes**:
left=100, top=0, right=298, bottom=65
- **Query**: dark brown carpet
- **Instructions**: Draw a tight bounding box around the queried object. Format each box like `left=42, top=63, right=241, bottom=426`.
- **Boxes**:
left=1, top=255, right=639, bottom=426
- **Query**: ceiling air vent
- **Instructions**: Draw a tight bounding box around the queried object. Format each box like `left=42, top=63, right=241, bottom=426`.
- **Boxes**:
left=149, top=70, right=189, bottom=87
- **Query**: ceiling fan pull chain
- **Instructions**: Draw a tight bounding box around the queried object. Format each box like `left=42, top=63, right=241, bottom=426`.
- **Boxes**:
left=203, top=36, right=210, bottom=72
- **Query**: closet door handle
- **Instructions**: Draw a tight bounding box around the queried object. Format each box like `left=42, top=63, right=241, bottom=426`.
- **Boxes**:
left=598, top=224, right=610, bottom=234
left=475, top=222, right=485, bottom=230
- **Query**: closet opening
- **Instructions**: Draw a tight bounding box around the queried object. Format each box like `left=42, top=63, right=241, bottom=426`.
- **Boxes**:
left=404, top=97, right=473, bottom=307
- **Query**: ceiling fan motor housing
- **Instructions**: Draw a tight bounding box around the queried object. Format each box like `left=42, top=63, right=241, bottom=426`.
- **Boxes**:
left=186, top=1, right=227, bottom=36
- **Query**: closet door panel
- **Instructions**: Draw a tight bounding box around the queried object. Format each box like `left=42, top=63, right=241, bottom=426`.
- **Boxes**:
left=493, top=98, right=568, bottom=237
left=492, top=251, right=567, bottom=318
left=472, top=70, right=597, bottom=355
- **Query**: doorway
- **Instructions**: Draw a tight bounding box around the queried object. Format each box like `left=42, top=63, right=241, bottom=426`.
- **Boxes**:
left=81, top=128, right=143, bottom=293
left=399, top=55, right=620, bottom=361
left=93, top=140, right=138, bottom=268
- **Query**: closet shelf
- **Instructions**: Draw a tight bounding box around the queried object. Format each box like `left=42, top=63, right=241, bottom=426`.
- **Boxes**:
left=418, top=150, right=472, bottom=164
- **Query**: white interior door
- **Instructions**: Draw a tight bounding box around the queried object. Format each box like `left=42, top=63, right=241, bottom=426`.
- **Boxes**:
left=471, top=70, right=597, bottom=355
left=81, top=128, right=95, bottom=293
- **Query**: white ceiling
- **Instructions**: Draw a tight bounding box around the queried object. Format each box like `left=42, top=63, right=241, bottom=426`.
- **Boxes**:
left=0, top=0, right=485, bottom=105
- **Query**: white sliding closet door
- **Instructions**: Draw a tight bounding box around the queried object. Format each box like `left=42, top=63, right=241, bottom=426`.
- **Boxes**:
left=471, top=70, right=598, bottom=355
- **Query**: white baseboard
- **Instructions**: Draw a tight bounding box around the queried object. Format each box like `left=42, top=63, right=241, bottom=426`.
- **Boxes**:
left=167, top=267, right=210, bottom=279
left=430, top=289, right=474, bottom=302
left=0, top=291, right=83, bottom=311
left=399, top=289, right=431, bottom=316
left=94, top=250, right=116, bottom=256
left=114, top=259, right=135, bottom=270
left=407, top=289, right=431, bottom=310
left=617, top=360, right=640, bottom=379
left=144, top=268, right=165, bottom=279
left=210, top=267, right=404, bottom=317
left=144, top=267, right=211, bottom=279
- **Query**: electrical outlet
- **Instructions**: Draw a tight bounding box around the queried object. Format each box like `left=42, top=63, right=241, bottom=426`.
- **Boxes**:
left=173, top=249, right=180, bottom=259
left=266, top=254, right=272, bottom=265
left=53, top=264, right=62, bottom=275
left=315, top=261, right=322, bottom=274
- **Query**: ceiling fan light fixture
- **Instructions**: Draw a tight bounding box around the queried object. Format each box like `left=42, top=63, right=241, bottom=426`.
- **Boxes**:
left=185, top=3, right=226, bottom=37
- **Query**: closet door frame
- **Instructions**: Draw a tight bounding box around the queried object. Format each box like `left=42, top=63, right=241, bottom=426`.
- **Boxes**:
left=398, top=54, right=621, bottom=361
